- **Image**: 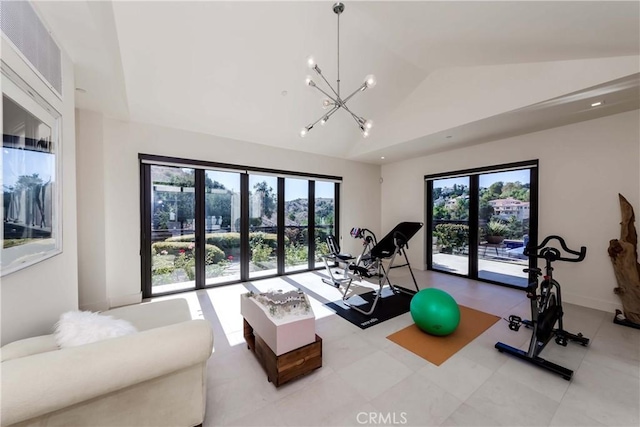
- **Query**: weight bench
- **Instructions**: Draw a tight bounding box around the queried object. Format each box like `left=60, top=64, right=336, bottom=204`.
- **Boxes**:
left=327, top=222, right=423, bottom=315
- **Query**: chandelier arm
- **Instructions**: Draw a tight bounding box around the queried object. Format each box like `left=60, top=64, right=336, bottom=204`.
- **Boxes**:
left=345, top=108, right=366, bottom=129
left=340, top=103, right=365, bottom=125
left=341, top=83, right=367, bottom=105
left=310, top=84, right=338, bottom=104
left=324, top=105, right=341, bottom=120
left=307, top=111, right=333, bottom=130
left=315, top=69, right=342, bottom=101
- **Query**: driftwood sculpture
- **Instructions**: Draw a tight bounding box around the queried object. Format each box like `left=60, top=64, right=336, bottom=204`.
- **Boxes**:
left=607, top=194, right=640, bottom=325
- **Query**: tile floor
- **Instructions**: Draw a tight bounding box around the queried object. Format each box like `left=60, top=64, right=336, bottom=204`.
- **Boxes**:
left=152, top=269, right=640, bottom=427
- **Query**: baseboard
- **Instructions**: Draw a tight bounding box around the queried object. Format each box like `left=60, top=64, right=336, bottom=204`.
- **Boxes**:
left=563, top=291, right=622, bottom=315
left=109, top=292, right=142, bottom=308
left=79, top=300, right=110, bottom=312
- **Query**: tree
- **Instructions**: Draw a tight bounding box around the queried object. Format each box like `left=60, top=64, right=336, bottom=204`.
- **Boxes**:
left=450, top=198, right=469, bottom=220
left=488, top=181, right=503, bottom=198
left=433, top=204, right=451, bottom=220
left=433, top=187, right=443, bottom=200
left=253, top=181, right=276, bottom=218
left=479, top=199, right=494, bottom=222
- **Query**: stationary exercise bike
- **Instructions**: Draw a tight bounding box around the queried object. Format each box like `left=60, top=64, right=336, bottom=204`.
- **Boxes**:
left=495, top=235, right=589, bottom=380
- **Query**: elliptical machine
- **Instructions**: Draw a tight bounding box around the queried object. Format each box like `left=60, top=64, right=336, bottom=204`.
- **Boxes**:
left=495, top=235, right=589, bottom=381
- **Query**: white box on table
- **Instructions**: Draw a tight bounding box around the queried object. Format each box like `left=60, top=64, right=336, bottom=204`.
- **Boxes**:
left=240, top=291, right=315, bottom=356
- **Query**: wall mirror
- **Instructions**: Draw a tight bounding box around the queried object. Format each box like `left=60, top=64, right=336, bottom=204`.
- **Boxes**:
left=2, top=63, right=62, bottom=276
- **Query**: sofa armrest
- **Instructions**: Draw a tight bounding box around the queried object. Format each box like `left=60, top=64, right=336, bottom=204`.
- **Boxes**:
left=103, top=298, right=193, bottom=331
left=1, top=319, right=213, bottom=426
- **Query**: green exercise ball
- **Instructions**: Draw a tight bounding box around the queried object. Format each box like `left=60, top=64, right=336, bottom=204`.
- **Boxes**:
left=410, top=288, right=460, bottom=336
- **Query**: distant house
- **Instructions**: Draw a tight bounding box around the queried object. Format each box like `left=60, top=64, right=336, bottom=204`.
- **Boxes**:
left=489, top=198, right=530, bottom=221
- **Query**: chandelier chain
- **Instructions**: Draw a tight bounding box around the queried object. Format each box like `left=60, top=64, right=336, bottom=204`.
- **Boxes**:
left=337, top=11, right=340, bottom=98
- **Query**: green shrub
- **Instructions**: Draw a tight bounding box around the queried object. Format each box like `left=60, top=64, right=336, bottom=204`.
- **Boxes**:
left=165, top=232, right=278, bottom=256
left=204, top=245, right=225, bottom=264
left=174, top=253, right=196, bottom=280
left=434, top=224, right=469, bottom=254
left=252, top=243, right=272, bottom=263
left=486, top=220, right=508, bottom=237
left=152, top=241, right=196, bottom=256
left=249, top=232, right=278, bottom=249
left=152, top=255, right=175, bottom=275
left=285, top=244, right=308, bottom=265
left=315, top=240, right=330, bottom=260
left=151, top=241, right=225, bottom=264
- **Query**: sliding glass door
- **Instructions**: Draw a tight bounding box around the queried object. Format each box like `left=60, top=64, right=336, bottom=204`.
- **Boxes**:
left=149, top=165, right=196, bottom=294
left=426, top=161, right=538, bottom=289
left=140, top=155, right=341, bottom=297
left=314, top=181, right=335, bottom=268
left=284, top=178, right=309, bottom=273
left=477, top=170, right=530, bottom=286
left=248, top=175, right=279, bottom=279
left=204, top=170, right=241, bottom=285
left=431, top=177, right=470, bottom=276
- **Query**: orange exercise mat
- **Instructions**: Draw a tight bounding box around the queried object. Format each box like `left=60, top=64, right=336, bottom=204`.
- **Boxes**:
left=387, top=305, right=500, bottom=366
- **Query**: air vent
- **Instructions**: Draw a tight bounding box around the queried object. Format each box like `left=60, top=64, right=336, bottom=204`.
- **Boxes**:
left=0, top=1, right=62, bottom=97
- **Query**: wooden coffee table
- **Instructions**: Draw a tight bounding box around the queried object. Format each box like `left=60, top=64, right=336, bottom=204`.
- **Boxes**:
left=240, top=292, right=322, bottom=387
left=243, top=319, right=322, bottom=387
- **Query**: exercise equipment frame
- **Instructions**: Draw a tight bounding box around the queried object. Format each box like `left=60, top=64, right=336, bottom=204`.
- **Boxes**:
left=323, top=222, right=423, bottom=316
left=495, top=235, right=589, bottom=381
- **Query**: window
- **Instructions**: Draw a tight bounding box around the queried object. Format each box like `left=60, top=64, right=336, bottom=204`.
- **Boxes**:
left=140, top=155, right=341, bottom=297
left=426, top=161, right=538, bottom=289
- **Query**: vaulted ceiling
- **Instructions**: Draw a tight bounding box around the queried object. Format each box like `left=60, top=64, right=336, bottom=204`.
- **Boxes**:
left=34, top=1, right=640, bottom=164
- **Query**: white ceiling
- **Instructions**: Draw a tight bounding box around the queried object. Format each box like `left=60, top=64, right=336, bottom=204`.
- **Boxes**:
left=33, top=1, right=640, bottom=164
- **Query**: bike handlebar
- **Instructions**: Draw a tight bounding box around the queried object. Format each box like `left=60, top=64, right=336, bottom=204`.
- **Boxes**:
left=523, top=235, right=586, bottom=263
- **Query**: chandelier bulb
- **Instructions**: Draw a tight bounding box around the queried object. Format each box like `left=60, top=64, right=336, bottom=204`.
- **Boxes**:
left=305, top=75, right=315, bottom=86
left=364, top=74, right=377, bottom=88
left=322, top=98, right=333, bottom=109
left=362, top=129, right=370, bottom=138
left=321, top=116, right=329, bottom=125
left=364, top=119, right=374, bottom=130
left=306, top=56, right=316, bottom=69
left=300, top=127, right=309, bottom=138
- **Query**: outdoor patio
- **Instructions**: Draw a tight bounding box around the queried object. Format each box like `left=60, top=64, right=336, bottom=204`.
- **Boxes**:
left=433, top=252, right=528, bottom=288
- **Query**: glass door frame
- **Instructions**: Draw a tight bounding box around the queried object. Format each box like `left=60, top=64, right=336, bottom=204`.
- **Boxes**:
left=425, top=160, right=539, bottom=289
left=140, top=154, right=341, bottom=298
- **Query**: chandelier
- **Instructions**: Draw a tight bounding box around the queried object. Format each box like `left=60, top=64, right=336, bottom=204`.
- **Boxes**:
left=300, top=2, right=376, bottom=138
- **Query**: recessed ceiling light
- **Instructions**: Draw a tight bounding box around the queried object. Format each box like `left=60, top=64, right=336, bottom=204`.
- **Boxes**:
left=75, top=88, right=87, bottom=93
left=591, top=101, right=603, bottom=107
left=381, top=156, right=385, bottom=159
left=281, top=90, right=288, bottom=96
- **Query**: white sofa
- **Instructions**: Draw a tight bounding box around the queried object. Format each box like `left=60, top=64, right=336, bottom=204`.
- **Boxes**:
left=1, top=298, right=213, bottom=427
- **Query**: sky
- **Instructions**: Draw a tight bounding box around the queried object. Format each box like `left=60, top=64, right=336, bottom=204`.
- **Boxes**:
left=3, top=148, right=55, bottom=188
left=207, top=170, right=335, bottom=200
left=433, top=169, right=531, bottom=190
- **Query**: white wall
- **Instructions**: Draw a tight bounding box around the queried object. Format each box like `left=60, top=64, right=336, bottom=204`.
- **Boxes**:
left=75, top=113, right=381, bottom=309
left=352, top=56, right=639, bottom=157
left=75, top=110, right=108, bottom=311
left=381, top=111, right=640, bottom=313
left=1, top=40, right=78, bottom=345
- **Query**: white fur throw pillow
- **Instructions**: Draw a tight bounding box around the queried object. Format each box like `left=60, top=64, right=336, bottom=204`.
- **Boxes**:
left=54, top=311, right=138, bottom=348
